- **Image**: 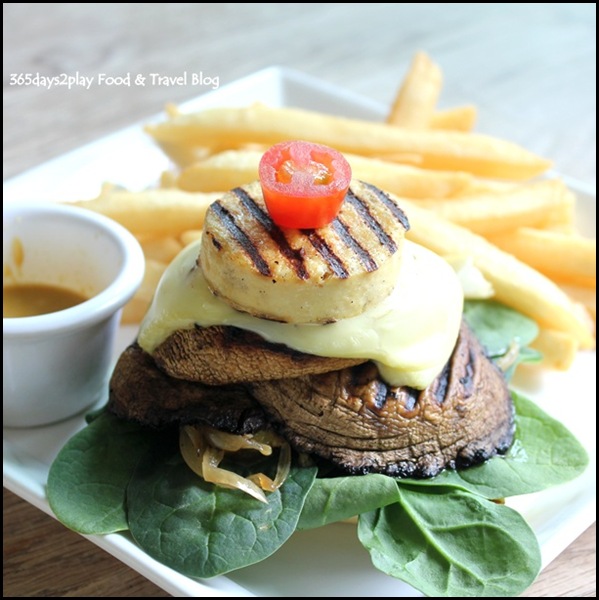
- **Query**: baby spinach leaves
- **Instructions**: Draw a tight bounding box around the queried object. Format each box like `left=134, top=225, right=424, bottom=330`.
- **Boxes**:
left=46, top=392, right=587, bottom=594
left=45, top=301, right=588, bottom=595
left=127, top=439, right=317, bottom=577
left=47, top=412, right=156, bottom=534
left=463, top=300, right=542, bottom=370
left=358, top=485, right=541, bottom=597
left=298, top=473, right=400, bottom=530
left=296, top=392, right=587, bottom=596
left=405, top=392, right=588, bottom=499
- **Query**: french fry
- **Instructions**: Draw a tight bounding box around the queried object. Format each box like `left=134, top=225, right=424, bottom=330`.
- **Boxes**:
left=559, top=283, right=596, bottom=321
left=386, top=52, right=477, bottom=131
left=400, top=197, right=595, bottom=349
left=411, top=180, right=575, bottom=235
left=386, top=51, right=443, bottom=128
left=179, top=229, right=203, bottom=246
left=70, top=189, right=222, bottom=237
left=154, top=141, right=217, bottom=169
left=430, top=106, right=478, bottom=132
left=489, top=227, right=596, bottom=286
left=444, top=255, right=495, bottom=299
left=136, top=259, right=168, bottom=302
left=371, top=152, right=423, bottom=166
left=451, top=179, right=516, bottom=197
left=529, top=328, right=579, bottom=370
left=145, top=104, right=552, bottom=180
left=164, top=102, right=181, bottom=118
left=140, top=236, right=183, bottom=264
left=177, top=149, right=473, bottom=199
left=346, top=153, right=472, bottom=199
left=539, top=221, right=577, bottom=234
left=121, top=297, right=150, bottom=325
left=121, top=259, right=168, bottom=324
left=178, top=150, right=260, bottom=192
left=159, top=170, right=179, bottom=188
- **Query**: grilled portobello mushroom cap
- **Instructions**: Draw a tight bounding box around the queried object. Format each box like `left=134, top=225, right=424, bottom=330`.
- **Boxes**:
left=108, top=343, right=268, bottom=433
left=150, top=324, right=366, bottom=385
left=248, top=321, right=514, bottom=478
left=108, top=321, right=513, bottom=478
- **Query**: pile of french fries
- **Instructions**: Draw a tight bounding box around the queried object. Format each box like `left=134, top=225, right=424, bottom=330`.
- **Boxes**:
left=70, top=51, right=596, bottom=370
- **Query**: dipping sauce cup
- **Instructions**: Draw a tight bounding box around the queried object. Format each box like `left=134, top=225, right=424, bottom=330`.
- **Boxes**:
left=3, top=203, right=145, bottom=427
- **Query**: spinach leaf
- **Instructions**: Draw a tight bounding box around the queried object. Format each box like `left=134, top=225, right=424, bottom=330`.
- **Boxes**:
left=127, top=440, right=317, bottom=578
left=298, top=473, right=400, bottom=530
left=358, top=485, right=541, bottom=597
left=463, top=300, right=539, bottom=359
left=401, top=392, right=589, bottom=499
left=46, top=412, right=155, bottom=534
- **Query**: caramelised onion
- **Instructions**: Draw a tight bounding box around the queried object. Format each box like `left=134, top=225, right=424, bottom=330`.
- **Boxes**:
left=495, top=339, right=521, bottom=372
left=179, top=425, right=291, bottom=503
left=202, top=444, right=268, bottom=503
left=248, top=442, right=291, bottom=492
left=204, top=428, right=273, bottom=456
left=179, top=424, right=205, bottom=478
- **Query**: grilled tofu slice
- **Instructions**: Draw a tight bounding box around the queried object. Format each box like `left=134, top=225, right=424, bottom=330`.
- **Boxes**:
left=199, top=180, right=410, bottom=323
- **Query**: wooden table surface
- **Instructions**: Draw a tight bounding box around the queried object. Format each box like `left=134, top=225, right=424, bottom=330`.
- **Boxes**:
left=3, top=3, right=596, bottom=597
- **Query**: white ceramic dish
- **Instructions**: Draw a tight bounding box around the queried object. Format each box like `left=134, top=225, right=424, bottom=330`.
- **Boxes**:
left=3, top=202, right=145, bottom=427
left=3, top=66, right=596, bottom=597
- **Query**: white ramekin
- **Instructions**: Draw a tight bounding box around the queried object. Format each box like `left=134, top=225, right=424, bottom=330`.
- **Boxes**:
left=3, top=202, right=145, bottom=427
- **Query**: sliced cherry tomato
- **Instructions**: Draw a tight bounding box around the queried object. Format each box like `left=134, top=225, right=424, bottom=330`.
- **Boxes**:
left=258, top=140, right=352, bottom=229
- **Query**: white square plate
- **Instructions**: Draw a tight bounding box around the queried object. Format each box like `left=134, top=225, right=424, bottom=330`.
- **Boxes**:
left=3, top=66, right=596, bottom=597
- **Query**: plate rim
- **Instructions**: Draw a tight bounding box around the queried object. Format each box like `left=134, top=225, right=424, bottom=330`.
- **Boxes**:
left=3, top=65, right=596, bottom=598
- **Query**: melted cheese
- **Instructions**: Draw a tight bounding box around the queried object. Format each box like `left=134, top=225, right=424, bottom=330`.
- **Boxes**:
left=138, top=240, right=463, bottom=389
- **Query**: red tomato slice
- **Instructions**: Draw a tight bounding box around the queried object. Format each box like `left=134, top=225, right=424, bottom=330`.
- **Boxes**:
left=258, top=140, right=352, bottom=229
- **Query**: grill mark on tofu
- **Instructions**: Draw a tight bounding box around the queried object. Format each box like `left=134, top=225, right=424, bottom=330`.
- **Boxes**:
left=332, top=218, right=378, bottom=272
left=211, top=202, right=271, bottom=276
left=362, top=181, right=410, bottom=231
left=207, top=181, right=409, bottom=293
left=232, top=187, right=310, bottom=280
left=345, top=189, right=398, bottom=254
left=303, top=230, right=349, bottom=278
